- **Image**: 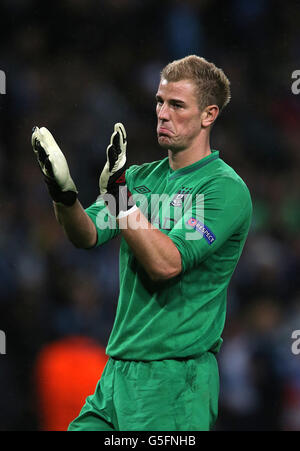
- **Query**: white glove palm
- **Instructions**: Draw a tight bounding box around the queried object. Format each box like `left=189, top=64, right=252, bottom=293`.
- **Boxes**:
left=99, top=122, right=127, bottom=195
left=32, top=126, right=78, bottom=206
left=99, top=123, right=132, bottom=217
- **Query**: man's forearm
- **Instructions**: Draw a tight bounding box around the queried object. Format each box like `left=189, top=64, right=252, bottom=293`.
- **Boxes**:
left=118, top=208, right=182, bottom=281
left=54, top=199, right=97, bottom=249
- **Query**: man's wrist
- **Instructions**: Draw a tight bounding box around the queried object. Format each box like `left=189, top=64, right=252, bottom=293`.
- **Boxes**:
left=45, top=176, right=77, bottom=206
left=53, top=199, right=77, bottom=209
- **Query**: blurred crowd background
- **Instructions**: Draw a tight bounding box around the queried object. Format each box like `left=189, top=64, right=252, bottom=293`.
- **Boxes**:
left=0, top=0, right=300, bottom=431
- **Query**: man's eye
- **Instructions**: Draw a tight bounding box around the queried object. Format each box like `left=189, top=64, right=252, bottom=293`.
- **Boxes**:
left=173, top=103, right=183, bottom=109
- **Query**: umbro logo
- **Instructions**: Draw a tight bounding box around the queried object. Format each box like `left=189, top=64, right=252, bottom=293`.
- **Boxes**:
left=133, top=185, right=151, bottom=194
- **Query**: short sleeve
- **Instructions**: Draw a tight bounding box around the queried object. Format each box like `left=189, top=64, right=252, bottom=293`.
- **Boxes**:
left=169, top=177, right=252, bottom=272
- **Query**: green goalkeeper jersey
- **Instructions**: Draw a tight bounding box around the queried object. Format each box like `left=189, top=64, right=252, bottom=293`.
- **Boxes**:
left=85, top=150, right=252, bottom=361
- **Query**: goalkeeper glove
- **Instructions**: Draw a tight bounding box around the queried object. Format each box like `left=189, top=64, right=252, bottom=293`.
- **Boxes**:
left=31, top=126, right=78, bottom=206
left=99, top=123, right=136, bottom=218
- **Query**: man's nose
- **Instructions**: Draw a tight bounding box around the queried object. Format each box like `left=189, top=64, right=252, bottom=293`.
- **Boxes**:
left=158, top=103, right=170, bottom=121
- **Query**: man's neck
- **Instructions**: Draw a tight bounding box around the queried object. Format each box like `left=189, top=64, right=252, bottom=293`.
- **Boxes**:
left=168, top=138, right=211, bottom=171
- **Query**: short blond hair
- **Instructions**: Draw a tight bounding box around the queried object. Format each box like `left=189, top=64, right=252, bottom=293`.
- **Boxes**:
left=161, top=55, right=231, bottom=113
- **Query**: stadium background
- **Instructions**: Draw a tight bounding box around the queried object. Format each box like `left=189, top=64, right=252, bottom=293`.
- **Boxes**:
left=0, top=0, right=300, bottom=431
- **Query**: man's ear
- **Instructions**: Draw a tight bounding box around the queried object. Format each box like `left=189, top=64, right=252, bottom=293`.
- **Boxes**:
left=201, top=105, right=219, bottom=128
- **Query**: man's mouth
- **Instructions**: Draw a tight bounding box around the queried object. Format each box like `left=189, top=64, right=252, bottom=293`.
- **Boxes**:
left=157, top=126, right=173, bottom=136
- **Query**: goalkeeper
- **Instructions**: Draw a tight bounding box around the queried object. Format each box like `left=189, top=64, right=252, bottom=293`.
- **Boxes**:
left=31, top=55, right=252, bottom=431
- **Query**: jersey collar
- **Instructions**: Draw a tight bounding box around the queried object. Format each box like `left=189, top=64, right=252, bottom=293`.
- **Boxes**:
left=168, top=150, right=219, bottom=180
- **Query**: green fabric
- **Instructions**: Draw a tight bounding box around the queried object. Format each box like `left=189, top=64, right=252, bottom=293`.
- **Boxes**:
left=68, top=353, right=219, bottom=431
left=85, top=150, right=252, bottom=361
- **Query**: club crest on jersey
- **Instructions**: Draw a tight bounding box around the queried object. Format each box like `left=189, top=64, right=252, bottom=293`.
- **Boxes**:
left=170, top=186, right=193, bottom=207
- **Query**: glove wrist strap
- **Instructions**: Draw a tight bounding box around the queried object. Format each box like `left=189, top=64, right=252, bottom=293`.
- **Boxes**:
left=117, top=204, right=138, bottom=219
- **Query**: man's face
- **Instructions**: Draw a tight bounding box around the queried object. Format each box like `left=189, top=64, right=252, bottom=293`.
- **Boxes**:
left=156, top=78, right=203, bottom=152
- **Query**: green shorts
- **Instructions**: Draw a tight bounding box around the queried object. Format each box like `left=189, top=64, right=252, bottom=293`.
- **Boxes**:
left=68, top=352, right=219, bottom=431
